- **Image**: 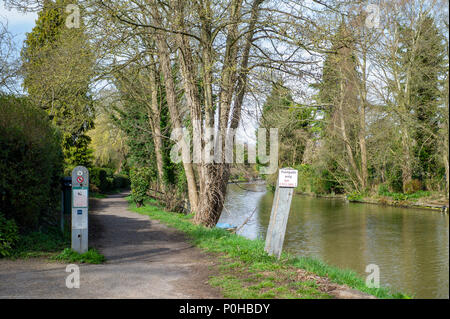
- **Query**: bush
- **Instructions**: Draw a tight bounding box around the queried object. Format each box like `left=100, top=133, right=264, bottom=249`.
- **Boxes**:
left=0, top=213, right=19, bottom=257
left=89, top=167, right=113, bottom=192
left=0, top=95, right=63, bottom=231
left=391, top=192, right=408, bottom=201
left=347, top=191, right=364, bottom=201
left=89, top=167, right=130, bottom=193
left=130, top=167, right=152, bottom=207
left=404, top=179, right=422, bottom=194
left=378, top=184, right=390, bottom=196
left=114, top=174, right=130, bottom=189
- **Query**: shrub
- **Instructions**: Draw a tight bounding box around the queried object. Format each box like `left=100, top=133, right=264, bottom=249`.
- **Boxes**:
left=89, top=167, right=130, bottom=193
left=90, top=167, right=113, bottom=192
left=113, top=174, right=130, bottom=189
left=0, top=213, right=19, bottom=257
left=378, top=184, right=390, bottom=196
left=0, top=95, right=63, bottom=231
left=347, top=191, right=364, bottom=202
left=391, top=192, right=408, bottom=201
left=130, top=167, right=152, bottom=207
left=404, top=179, right=422, bottom=194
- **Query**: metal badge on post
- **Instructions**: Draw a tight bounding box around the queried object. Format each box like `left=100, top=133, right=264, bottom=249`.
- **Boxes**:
left=71, top=166, right=89, bottom=253
left=264, top=168, right=298, bottom=259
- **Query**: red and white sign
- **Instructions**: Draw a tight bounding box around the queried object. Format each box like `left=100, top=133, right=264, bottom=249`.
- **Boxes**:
left=278, top=169, right=298, bottom=188
left=76, top=176, right=84, bottom=183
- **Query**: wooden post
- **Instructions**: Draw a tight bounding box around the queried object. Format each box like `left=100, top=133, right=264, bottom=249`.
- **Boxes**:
left=264, top=168, right=298, bottom=259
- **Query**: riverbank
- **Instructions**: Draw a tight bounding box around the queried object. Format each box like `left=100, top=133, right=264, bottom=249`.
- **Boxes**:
left=129, top=197, right=410, bottom=299
left=293, top=190, right=449, bottom=212
left=231, top=179, right=448, bottom=212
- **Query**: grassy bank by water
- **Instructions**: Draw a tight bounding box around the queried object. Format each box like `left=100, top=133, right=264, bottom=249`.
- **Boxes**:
left=129, top=198, right=410, bottom=299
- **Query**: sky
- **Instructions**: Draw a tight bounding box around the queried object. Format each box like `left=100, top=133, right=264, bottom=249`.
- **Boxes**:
left=0, top=2, right=37, bottom=46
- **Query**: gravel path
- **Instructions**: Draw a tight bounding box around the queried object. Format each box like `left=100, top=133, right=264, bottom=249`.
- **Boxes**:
left=0, top=192, right=221, bottom=298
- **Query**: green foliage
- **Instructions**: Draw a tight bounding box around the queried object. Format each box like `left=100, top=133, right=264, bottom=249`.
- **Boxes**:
left=111, top=70, right=186, bottom=196
left=21, top=0, right=95, bottom=166
left=53, top=248, right=105, bottom=264
left=11, top=227, right=69, bottom=258
left=258, top=81, right=316, bottom=171
left=130, top=167, right=152, bottom=206
left=346, top=191, right=364, bottom=202
left=90, top=167, right=112, bottom=192
left=89, top=167, right=129, bottom=193
left=294, top=164, right=342, bottom=195
left=404, top=179, right=422, bottom=194
left=0, top=95, right=63, bottom=231
left=377, top=188, right=431, bottom=202
left=402, top=16, right=446, bottom=181
left=0, top=213, right=19, bottom=257
left=62, top=133, right=93, bottom=168
left=113, top=174, right=130, bottom=189
left=377, top=184, right=390, bottom=196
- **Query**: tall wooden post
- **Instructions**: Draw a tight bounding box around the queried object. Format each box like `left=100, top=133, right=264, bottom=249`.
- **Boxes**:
left=264, top=168, right=298, bottom=259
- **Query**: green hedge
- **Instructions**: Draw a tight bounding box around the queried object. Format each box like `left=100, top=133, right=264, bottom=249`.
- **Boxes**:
left=130, top=167, right=152, bottom=207
left=89, top=167, right=130, bottom=193
left=0, top=95, right=63, bottom=232
left=0, top=213, right=19, bottom=256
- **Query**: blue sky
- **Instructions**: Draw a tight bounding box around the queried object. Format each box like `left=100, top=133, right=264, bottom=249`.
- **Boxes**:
left=0, top=3, right=37, bottom=46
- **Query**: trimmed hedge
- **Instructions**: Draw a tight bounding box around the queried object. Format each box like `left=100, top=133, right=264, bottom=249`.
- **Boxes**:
left=0, top=95, right=63, bottom=232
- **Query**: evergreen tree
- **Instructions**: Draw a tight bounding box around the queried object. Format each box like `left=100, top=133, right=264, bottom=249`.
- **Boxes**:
left=259, top=80, right=315, bottom=169
left=21, top=0, right=95, bottom=167
left=399, top=16, right=446, bottom=182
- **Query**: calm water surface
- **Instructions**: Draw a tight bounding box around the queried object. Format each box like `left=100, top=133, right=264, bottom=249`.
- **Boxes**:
left=219, top=182, right=449, bottom=298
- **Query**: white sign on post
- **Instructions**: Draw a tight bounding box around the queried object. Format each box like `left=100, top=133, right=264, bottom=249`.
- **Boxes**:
left=278, top=168, right=298, bottom=188
left=265, top=168, right=298, bottom=259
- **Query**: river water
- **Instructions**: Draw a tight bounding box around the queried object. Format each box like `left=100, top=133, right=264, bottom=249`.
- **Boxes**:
left=218, top=182, right=449, bottom=299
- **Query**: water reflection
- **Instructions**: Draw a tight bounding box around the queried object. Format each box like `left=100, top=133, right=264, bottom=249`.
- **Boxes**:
left=219, top=183, right=449, bottom=298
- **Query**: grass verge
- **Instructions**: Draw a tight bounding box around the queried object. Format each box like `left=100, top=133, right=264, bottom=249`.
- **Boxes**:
left=8, top=228, right=70, bottom=259
left=52, top=248, right=105, bottom=264
left=128, top=197, right=410, bottom=299
left=5, top=227, right=105, bottom=264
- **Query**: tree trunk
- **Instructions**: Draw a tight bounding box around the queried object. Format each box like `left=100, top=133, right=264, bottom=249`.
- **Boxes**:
left=444, top=153, right=449, bottom=198
left=401, top=127, right=413, bottom=192
left=148, top=55, right=166, bottom=192
left=359, top=104, right=368, bottom=190
left=150, top=3, right=199, bottom=212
